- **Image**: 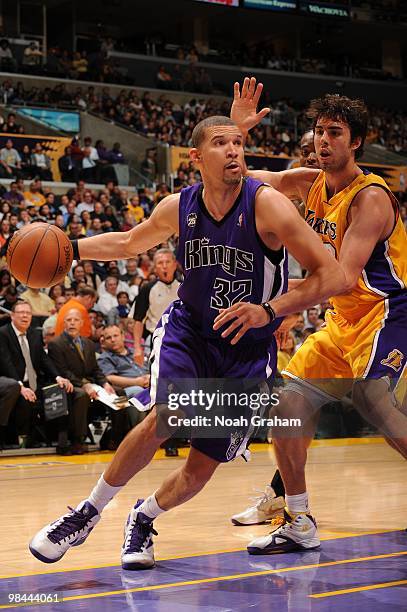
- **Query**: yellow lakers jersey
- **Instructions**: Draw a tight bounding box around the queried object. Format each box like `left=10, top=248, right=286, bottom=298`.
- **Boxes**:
left=305, top=171, right=407, bottom=321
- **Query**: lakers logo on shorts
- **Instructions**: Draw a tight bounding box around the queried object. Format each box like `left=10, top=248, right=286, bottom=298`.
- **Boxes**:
left=380, top=349, right=405, bottom=372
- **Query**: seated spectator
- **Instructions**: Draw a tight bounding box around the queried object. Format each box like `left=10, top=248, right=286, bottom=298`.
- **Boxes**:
left=107, top=142, right=125, bottom=165
left=120, top=209, right=136, bottom=232
left=48, top=308, right=113, bottom=453
left=67, top=220, right=86, bottom=239
left=0, top=218, right=11, bottom=249
left=61, top=200, right=79, bottom=226
left=0, top=39, right=17, bottom=72
left=120, top=258, right=139, bottom=283
left=0, top=269, right=12, bottom=297
left=0, top=285, right=18, bottom=326
left=0, top=301, right=72, bottom=449
left=82, top=260, right=102, bottom=291
left=0, top=201, right=11, bottom=221
left=49, top=308, right=129, bottom=450
left=140, top=149, right=156, bottom=182
left=23, top=179, right=46, bottom=208
left=59, top=146, right=80, bottom=183
left=292, top=312, right=305, bottom=347
left=38, top=203, right=55, bottom=222
left=0, top=139, right=22, bottom=179
left=127, top=194, right=145, bottom=224
left=156, top=65, right=172, bottom=89
left=17, top=209, right=31, bottom=228
left=81, top=146, right=99, bottom=183
left=98, top=324, right=149, bottom=424
left=2, top=113, right=20, bottom=134
left=19, top=144, right=34, bottom=179
left=48, top=284, right=65, bottom=302
left=96, top=275, right=120, bottom=316
left=42, top=320, right=56, bottom=350
left=54, top=285, right=96, bottom=338
left=80, top=210, right=92, bottom=233
left=87, top=217, right=104, bottom=236
left=106, top=291, right=131, bottom=325
left=71, top=51, right=89, bottom=79
left=306, top=307, right=320, bottom=328
left=31, top=143, right=53, bottom=181
left=69, top=264, right=87, bottom=291
left=277, top=331, right=296, bottom=373
left=154, top=182, right=171, bottom=204
left=3, top=181, right=24, bottom=209
left=19, top=287, right=55, bottom=320
left=104, top=205, right=120, bottom=231
left=23, top=41, right=43, bottom=69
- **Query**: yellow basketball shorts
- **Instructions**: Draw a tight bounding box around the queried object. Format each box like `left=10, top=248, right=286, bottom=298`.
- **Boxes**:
left=283, top=296, right=406, bottom=400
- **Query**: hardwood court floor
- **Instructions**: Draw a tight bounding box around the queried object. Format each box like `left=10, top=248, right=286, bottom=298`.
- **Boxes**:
left=0, top=439, right=406, bottom=579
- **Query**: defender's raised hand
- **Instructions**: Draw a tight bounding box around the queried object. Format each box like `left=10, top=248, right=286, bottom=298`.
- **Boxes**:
left=231, top=77, right=270, bottom=137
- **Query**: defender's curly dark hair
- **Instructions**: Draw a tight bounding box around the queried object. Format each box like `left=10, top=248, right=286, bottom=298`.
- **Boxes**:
left=307, top=94, right=369, bottom=160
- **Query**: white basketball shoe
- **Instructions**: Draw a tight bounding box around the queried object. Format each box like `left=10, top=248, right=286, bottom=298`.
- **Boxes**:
left=29, top=501, right=100, bottom=563
left=121, top=500, right=157, bottom=570
left=247, top=509, right=320, bottom=554
left=231, top=485, right=285, bottom=526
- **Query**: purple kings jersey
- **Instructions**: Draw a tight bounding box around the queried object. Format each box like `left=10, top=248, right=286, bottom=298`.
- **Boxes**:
left=177, top=177, right=288, bottom=343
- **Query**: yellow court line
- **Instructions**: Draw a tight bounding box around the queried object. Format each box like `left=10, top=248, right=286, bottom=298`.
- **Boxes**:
left=1, top=550, right=406, bottom=609
left=0, top=528, right=398, bottom=580
left=0, top=528, right=396, bottom=580
left=0, top=438, right=387, bottom=467
left=310, top=578, right=407, bottom=598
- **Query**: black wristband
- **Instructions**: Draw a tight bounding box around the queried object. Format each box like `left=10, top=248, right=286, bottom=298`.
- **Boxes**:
left=71, top=239, right=80, bottom=260
left=260, top=302, right=276, bottom=323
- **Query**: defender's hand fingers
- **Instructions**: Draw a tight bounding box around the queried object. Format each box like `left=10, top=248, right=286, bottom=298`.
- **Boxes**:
left=241, top=77, right=250, bottom=99
left=253, top=81, right=264, bottom=106
left=233, top=81, right=241, bottom=100
left=247, top=77, right=257, bottom=99
left=256, top=107, right=270, bottom=122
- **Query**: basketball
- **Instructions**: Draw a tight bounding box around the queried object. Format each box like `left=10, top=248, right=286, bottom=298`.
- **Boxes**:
left=6, top=222, right=73, bottom=288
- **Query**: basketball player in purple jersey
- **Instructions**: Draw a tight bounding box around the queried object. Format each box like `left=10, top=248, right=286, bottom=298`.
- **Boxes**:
left=30, top=116, right=346, bottom=570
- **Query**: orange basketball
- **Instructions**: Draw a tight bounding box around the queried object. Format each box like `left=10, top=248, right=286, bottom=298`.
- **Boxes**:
left=6, top=222, right=73, bottom=288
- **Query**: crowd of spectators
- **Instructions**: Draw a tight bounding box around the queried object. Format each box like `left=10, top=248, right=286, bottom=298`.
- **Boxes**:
left=3, top=79, right=407, bottom=160
left=0, top=175, right=185, bottom=453
left=0, top=38, right=132, bottom=85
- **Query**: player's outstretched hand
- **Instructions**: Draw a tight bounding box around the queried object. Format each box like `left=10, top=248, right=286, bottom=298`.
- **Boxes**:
left=213, top=302, right=270, bottom=345
left=231, top=77, right=270, bottom=135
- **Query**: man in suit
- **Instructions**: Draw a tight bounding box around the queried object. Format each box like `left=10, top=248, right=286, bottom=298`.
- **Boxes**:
left=0, top=301, right=72, bottom=448
left=48, top=308, right=117, bottom=450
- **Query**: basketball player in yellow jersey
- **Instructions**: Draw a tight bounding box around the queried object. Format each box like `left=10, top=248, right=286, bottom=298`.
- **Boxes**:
left=223, top=77, right=407, bottom=554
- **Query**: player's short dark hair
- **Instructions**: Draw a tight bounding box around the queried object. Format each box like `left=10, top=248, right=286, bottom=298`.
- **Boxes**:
left=76, top=286, right=96, bottom=298
left=191, top=116, right=236, bottom=148
left=307, top=94, right=368, bottom=160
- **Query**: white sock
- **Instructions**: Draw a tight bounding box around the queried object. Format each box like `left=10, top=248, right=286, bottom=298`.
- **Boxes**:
left=286, top=492, right=309, bottom=514
left=87, top=474, right=123, bottom=513
left=137, top=493, right=165, bottom=520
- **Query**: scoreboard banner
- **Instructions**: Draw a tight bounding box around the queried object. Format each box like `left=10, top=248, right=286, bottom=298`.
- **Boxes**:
left=243, top=0, right=297, bottom=10
left=194, top=0, right=239, bottom=6
left=0, top=133, right=72, bottom=182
